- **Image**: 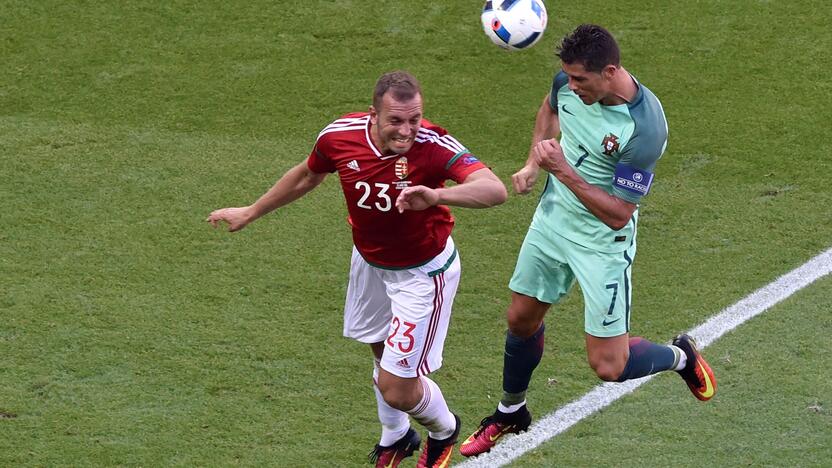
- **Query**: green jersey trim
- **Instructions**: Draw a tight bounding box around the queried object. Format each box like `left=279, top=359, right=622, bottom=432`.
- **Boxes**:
left=444, top=151, right=469, bottom=170
left=428, top=249, right=458, bottom=277
left=362, top=248, right=458, bottom=273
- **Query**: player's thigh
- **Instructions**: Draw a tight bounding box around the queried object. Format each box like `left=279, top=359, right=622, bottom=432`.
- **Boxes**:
left=380, top=245, right=460, bottom=378
left=508, top=226, right=575, bottom=305
left=570, top=241, right=637, bottom=338
left=343, top=247, right=392, bottom=343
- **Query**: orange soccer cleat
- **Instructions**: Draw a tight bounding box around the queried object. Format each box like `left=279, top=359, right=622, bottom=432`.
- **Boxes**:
left=459, top=405, right=531, bottom=457
left=416, top=414, right=460, bottom=468
left=368, top=428, right=420, bottom=468
left=673, top=334, right=717, bottom=401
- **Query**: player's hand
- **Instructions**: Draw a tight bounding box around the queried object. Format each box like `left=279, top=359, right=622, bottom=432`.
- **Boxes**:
left=533, top=139, right=570, bottom=177
left=206, top=206, right=254, bottom=232
left=511, top=164, right=540, bottom=194
left=395, top=185, right=439, bottom=213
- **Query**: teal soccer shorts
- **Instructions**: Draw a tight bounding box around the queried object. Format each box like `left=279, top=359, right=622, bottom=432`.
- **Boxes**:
left=508, top=225, right=637, bottom=337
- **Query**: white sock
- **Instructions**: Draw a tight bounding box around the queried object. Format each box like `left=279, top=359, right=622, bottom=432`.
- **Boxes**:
left=373, top=361, right=410, bottom=446
left=407, top=376, right=456, bottom=440
left=498, top=400, right=527, bottom=414
left=671, top=345, right=688, bottom=371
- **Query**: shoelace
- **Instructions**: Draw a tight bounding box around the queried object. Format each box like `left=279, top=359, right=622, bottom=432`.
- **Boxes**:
left=368, top=447, right=380, bottom=463
left=368, top=445, right=387, bottom=464
left=471, top=416, right=498, bottom=437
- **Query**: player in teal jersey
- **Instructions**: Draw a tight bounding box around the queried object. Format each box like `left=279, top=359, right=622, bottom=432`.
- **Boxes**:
left=460, top=24, right=717, bottom=457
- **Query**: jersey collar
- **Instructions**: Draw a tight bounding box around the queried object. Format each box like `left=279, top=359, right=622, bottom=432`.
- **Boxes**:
left=364, top=115, right=407, bottom=160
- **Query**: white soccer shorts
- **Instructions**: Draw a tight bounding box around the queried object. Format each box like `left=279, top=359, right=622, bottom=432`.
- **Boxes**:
left=343, top=237, right=460, bottom=378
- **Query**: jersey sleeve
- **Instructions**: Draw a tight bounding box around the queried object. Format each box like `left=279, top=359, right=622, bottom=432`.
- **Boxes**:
left=612, top=89, right=668, bottom=203
left=306, top=136, right=336, bottom=173
left=418, top=120, right=488, bottom=183
left=444, top=150, right=487, bottom=183
left=548, top=71, right=569, bottom=112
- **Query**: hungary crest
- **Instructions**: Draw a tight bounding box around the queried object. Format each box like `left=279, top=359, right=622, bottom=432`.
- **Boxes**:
left=601, top=133, right=620, bottom=156
left=395, top=157, right=409, bottom=179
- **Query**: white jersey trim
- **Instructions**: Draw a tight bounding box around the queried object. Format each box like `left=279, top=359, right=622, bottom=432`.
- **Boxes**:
left=317, top=115, right=370, bottom=140
left=318, top=115, right=469, bottom=161
left=416, top=128, right=467, bottom=155
left=363, top=121, right=386, bottom=159
left=318, top=124, right=367, bottom=139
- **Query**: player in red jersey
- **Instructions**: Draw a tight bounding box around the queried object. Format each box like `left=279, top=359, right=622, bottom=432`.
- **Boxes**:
left=207, top=71, right=507, bottom=468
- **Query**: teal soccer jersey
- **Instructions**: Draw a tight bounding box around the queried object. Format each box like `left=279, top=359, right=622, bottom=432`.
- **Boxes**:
left=533, top=71, right=668, bottom=252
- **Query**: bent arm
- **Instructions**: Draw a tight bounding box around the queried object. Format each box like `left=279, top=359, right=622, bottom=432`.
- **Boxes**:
left=556, top=169, right=636, bottom=230
left=534, top=139, right=636, bottom=230
left=526, top=94, right=561, bottom=166
left=436, top=168, right=507, bottom=208
left=513, top=95, right=561, bottom=194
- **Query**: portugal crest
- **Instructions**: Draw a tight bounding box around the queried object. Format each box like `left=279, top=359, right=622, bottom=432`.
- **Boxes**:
left=395, top=157, right=409, bottom=179
left=601, top=133, right=620, bottom=156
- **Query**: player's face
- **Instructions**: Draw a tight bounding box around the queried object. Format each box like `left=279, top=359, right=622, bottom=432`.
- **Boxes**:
left=370, top=92, right=423, bottom=156
left=562, top=61, right=613, bottom=105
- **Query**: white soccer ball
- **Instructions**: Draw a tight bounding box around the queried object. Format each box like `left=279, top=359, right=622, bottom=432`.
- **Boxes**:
left=481, top=0, right=548, bottom=51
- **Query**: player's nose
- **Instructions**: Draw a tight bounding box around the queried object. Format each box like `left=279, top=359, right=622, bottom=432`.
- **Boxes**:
left=567, top=77, right=579, bottom=93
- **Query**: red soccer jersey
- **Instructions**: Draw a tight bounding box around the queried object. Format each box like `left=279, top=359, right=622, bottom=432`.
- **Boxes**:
left=307, top=112, right=487, bottom=268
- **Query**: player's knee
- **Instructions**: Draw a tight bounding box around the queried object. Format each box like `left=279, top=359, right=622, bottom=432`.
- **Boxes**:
left=506, top=294, right=548, bottom=338
left=589, top=356, right=627, bottom=382
left=377, top=376, right=421, bottom=410
left=506, top=312, right=542, bottom=338
left=380, top=390, right=414, bottom=411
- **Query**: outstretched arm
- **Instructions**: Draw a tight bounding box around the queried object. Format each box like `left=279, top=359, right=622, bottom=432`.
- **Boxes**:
left=512, top=94, right=560, bottom=194
left=207, top=161, right=328, bottom=231
left=394, top=168, right=507, bottom=213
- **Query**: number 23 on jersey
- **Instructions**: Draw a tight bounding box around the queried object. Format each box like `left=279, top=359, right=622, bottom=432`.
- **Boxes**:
left=355, top=181, right=392, bottom=212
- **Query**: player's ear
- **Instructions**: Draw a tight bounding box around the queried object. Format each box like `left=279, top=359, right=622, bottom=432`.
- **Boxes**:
left=602, top=64, right=618, bottom=81
left=369, top=105, right=378, bottom=124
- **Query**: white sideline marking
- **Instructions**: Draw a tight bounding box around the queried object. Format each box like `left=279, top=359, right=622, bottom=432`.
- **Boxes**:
left=456, top=247, right=832, bottom=467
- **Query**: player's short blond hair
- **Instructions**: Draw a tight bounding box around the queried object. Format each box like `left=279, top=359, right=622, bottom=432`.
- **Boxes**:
left=373, top=71, right=422, bottom=109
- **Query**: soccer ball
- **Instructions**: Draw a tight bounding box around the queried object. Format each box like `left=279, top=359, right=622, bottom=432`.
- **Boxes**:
left=481, top=0, right=548, bottom=51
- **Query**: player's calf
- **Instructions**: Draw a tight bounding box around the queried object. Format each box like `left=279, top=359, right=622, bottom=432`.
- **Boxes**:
left=612, top=336, right=678, bottom=382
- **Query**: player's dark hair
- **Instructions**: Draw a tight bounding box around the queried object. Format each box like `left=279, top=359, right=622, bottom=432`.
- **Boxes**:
left=373, top=71, right=422, bottom=109
left=557, top=24, right=620, bottom=73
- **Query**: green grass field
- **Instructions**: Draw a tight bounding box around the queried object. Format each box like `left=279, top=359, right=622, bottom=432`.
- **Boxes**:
left=2, top=1, right=831, bottom=466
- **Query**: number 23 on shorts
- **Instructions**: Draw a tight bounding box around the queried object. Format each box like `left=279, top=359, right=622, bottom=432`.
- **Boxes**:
left=387, top=317, right=416, bottom=353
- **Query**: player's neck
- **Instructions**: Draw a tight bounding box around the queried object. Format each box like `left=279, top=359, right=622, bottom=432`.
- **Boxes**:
left=601, top=68, right=637, bottom=106
left=368, top=121, right=387, bottom=155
